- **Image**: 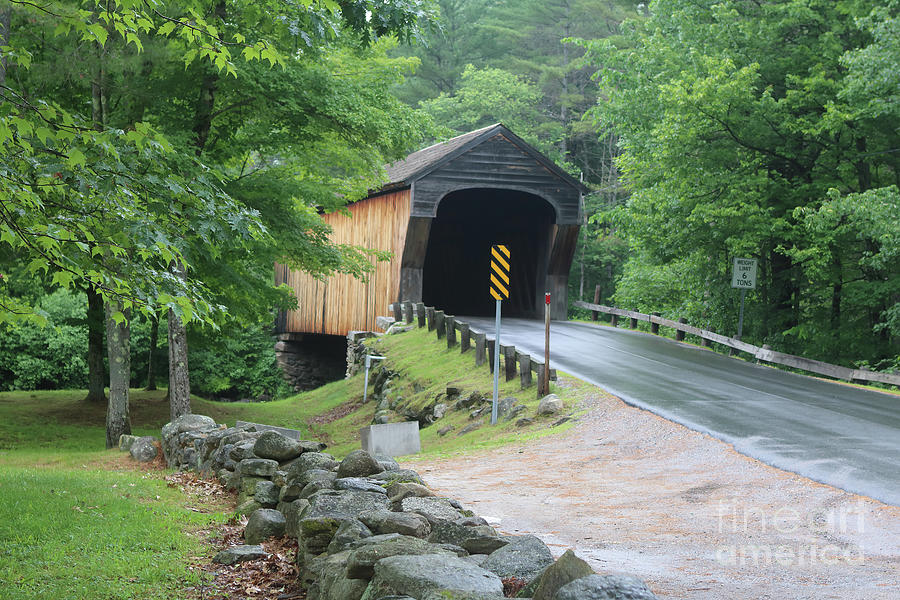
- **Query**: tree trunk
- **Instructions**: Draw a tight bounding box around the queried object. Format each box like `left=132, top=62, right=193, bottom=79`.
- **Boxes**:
left=145, top=312, right=159, bottom=391
left=167, top=307, right=191, bottom=420
left=84, top=286, right=106, bottom=402
left=105, top=300, right=131, bottom=449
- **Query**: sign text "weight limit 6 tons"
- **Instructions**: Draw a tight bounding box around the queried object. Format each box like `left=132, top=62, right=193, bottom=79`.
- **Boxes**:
left=731, top=257, right=757, bottom=289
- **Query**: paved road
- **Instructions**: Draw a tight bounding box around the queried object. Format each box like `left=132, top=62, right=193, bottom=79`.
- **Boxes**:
left=463, top=317, right=900, bottom=506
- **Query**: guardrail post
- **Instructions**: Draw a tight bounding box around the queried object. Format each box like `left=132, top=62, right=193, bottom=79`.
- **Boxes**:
left=474, top=332, right=486, bottom=366
left=629, top=316, right=638, bottom=329
left=650, top=312, right=660, bottom=335
left=487, top=338, right=496, bottom=374
left=701, top=332, right=712, bottom=347
left=676, top=317, right=687, bottom=341
left=426, top=307, right=436, bottom=331
left=403, top=302, right=413, bottom=324
left=533, top=359, right=546, bottom=398
left=502, top=345, right=516, bottom=382
left=393, top=302, right=402, bottom=322
left=459, top=323, right=471, bottom=353
left=446, top=317, right=457, bottom=348
left=592, top=285, right=601, bottom=322
left=518, top=352, right=532, bottom=389
left=611, top=314, right=619, bottom=327
left=416, top=302, right=426, bottom=328
left=435, top=311, right=446, bottom=338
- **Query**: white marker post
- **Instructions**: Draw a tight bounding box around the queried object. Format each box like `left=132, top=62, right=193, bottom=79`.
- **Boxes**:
left=731, top=257, right=757, bottom=339
left=363, top=353, right=385, bottom=403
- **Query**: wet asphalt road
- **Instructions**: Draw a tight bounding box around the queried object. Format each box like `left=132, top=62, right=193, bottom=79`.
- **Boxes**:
left=463, top=317, right=900, bottom=506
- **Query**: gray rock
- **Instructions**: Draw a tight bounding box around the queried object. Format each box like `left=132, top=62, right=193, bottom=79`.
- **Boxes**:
left=300, top=479, right=336, bottom=499
left=504, top=405, right=528, bottom=422
left=346, top=535, right=457, bottom=579
left=536, top=394, right=563, bottom=416
left=362, top=510, right=431, bottom=538
left=433, top=403, right=448, bottom=419
left=515, top=418, right=533, bottom=428
left=283, top=498, right=311, bottom=537
left=531, top=549, right=594, bottom=600
left=326, top=518, right=373, bottom=554
left=130, top=436, right=158, bottom=462
left=162, top=414, right=217, bottom=440
left=374, top=453, right=400, bottom=472
left=239, top=458, right=278, bottom=477
left=556, top=574, right=658, bottom=600
left=337, top=449, right=385, bottom=478
left=286, top=452, right=339, bottom=480
left=279, top=482, right=304, bottom=502
left=212, top=544, right=268, bottom=565
left=291, top=468, right=337, bottom=489
left=299, top=516, right=343, bottom=554
left=255, top=480, right=280, bottom=507
left=497, top=397, right=518, bottom=418
left=386, top=482, right=434, bottom=504
left=457, top=422, right=482, bottom=436
left=462, top=535, right=508, bottom=555
left=253, top=430, right=303, bottom=462
left=244, top=508, right=286, bottom=544
left=229, top=440, right=258, bottom=462
left=427, top=520, right=481, bottom=547
left=311, top=550, right=369, bottom=600
left=235, top=499, right=262, bottom=516
left=369, top=469, right=426, bottom=487
left=335, top=477, right=388, bottom=494
left=456, top=516, right=490, bottom=527
left=481, top=535, right=554, bottom=582
left=400, top=496, right=464, bottom=524
left=364, top=554, right=504, bottom=598
left=437, top=425, right=455, bottom=436
left=462, top=554, right=489, bottom=567
left=118, top=434, right=139, bottom=452
left=239, top=475, right=266, bottom=495
left=304, top=489, right=391, bottom=521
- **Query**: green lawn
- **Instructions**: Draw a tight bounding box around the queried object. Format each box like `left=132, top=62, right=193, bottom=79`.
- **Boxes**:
left=0, top=324, right=590, bottom=598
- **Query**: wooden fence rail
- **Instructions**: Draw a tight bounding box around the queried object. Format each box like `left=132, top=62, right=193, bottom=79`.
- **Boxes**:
left=388, top=303, right=555, bottom=398
left=574, top=300, right=900, bottom=388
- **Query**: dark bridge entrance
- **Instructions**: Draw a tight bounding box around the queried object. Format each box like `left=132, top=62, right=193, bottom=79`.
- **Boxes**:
left=422, top=189, right=555, bottom=318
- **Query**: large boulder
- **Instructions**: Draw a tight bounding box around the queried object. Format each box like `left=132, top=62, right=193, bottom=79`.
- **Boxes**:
left=369, top=469, right=426, bottom=487
left=254, top=480, right=280, bottom=507
left=346, top=535, right=458, bottom=579
left=283, top=498, right=311, bottom=538
left=386, top=482, right=434, bottom=504
left=337, top=450, right=385, bottom=478
left=253, top=430, right=304, bottom=461
left=536, top=394, right=563, bottom=416
left=162, top=414, right=217, bottom=440
left=556, top=574, right=659, bottom=600
left=360, top=510, right=431, bottom=539
left=362, top=554, right=504, bottom=599
left=286, top=453, right=339, bottom=480
left=310, top=550, right=369, bottom=600
left=400, top=496, right=464, bottom=525
left=118, top=434, right=140, bottom=452
left=244, top=508, right=286, bottom=544
left=480, top=534, right=554, bottom=582
left=335, top=477, right=388, bottom=494
left=304, top=489, right=391, bottom=521
left=129, top=436, right=158, bottom=462
left=239, top=458, right=278, bottom=478
left=326, top=519, right=373, bottom=554
left=530, top=549, right=594, bottom=600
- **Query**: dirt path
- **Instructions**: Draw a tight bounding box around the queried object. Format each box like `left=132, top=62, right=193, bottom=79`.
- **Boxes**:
left=405, top=381, right=900, bottom=600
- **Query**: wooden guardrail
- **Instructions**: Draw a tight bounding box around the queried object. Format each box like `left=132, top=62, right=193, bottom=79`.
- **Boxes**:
left=388, top=303, right=555, bottom=398
left=574, top=300, right=900, bottom=388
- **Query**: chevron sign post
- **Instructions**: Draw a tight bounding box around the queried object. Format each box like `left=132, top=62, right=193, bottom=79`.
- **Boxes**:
left=490, top=244, right=510, bottom=424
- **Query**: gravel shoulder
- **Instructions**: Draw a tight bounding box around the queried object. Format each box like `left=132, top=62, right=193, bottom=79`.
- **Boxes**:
left=406, top=379, right=900, bottom=600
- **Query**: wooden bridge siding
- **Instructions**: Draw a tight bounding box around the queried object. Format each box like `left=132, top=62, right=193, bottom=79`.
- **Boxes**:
left=277, top=190, right=411, bottom=335
left=410, top=134, right=582, bottom=226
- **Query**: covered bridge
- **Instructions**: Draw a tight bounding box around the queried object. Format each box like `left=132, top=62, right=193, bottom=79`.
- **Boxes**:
left=275, top=123, right=586, bottom=340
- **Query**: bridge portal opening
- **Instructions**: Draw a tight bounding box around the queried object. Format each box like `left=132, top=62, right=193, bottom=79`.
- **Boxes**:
left=422, top=189, right=555, bottom=318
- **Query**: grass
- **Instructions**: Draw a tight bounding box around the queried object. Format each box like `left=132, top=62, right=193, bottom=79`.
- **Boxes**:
left=0, top=323, right=589, bottom=598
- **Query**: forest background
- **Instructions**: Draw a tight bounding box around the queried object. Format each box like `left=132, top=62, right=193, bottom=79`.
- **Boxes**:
left=2, top=0, right=897, bottom=410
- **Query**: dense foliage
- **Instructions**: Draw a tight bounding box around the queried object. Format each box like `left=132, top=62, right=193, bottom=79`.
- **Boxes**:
left=578, top=0, right=898, bottom=368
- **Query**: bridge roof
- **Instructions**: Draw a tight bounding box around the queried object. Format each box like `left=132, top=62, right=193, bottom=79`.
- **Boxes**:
left=382, top=123, right=588, bottom=194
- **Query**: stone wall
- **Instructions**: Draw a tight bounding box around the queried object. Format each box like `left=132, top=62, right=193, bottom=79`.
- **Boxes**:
left=159, top=414, right=659, bottom=600
left=274, top=333, right=347, bottom=392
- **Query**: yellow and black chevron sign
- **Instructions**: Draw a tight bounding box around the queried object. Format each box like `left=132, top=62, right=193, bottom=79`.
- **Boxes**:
left=490, top=244, right=511, bottom=301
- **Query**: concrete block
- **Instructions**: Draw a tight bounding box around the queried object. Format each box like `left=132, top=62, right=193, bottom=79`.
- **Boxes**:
left=360, top=422, right=421, bottom=457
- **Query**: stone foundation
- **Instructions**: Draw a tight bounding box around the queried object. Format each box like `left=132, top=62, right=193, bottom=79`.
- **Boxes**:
left=275, top=333, right=347, bottom=392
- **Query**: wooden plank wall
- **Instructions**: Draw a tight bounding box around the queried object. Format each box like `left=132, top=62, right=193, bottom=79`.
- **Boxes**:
left=275, top=189, right=411, bottom=336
